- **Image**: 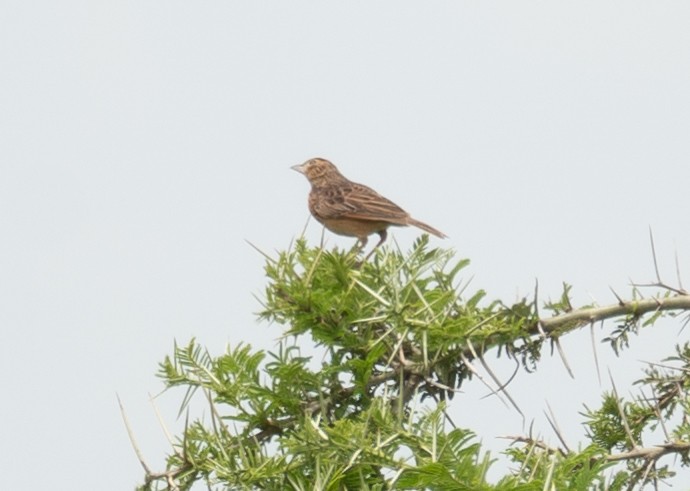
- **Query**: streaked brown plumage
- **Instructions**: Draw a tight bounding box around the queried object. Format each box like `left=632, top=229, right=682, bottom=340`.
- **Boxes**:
left=292, top=158, right=446, bottom=260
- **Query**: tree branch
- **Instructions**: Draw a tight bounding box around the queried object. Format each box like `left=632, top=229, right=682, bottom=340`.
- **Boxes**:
left=606, top=442, right=690, bottom=463
left=538, top=295, right=690, bottom=335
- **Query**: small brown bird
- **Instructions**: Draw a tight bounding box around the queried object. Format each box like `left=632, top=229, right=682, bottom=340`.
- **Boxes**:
left=292, top=158, right=446, bottom=261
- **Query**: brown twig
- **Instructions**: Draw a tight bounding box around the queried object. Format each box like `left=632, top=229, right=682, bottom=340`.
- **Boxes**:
left=500, top=434, right=566, bottom=457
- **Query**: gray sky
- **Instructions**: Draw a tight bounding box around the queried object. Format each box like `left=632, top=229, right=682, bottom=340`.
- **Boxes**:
left=2, top=2, right=690, bottom=489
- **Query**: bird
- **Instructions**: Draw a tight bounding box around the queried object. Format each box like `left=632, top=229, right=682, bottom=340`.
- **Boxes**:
left=291, top=158, right=446, bottom=261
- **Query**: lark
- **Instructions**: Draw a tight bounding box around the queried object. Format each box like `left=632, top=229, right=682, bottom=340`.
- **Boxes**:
left=292, top=158, right=446, bottom=261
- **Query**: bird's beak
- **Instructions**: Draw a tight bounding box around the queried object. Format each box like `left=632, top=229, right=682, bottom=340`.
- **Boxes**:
left=291, top=164, right=305, bottom=174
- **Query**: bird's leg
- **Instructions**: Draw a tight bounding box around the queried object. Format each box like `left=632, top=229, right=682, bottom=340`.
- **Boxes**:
left=349, top=236, right=367, bottom=256
left=362, top=229, right=387, bottom=263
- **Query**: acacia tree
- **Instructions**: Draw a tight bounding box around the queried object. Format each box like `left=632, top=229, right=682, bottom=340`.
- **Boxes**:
left=130, top=237, right=690, bottom=490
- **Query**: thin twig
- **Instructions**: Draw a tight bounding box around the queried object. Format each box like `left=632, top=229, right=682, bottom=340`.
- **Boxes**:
left=632, top=281, right=688, bottom=296
left=646, top=385, right=670, bottom=442
left=148, top=392, right=182, bottom=457
left=467, top=340, right=524, bottom=418
left=544, top=401, right=570, bottom=454
left=459, top=352, right=509, bottom=409
left=609, top=370, right=638, bottom=448
left=499, top=435, right=563, bottom=455
left=117, top=394, right=152, bottom=475
left=423, top=376, right=463, bottom=395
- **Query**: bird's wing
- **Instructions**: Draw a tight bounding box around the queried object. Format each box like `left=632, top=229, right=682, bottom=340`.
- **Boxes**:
left=312, top=183, right=410, bottom=224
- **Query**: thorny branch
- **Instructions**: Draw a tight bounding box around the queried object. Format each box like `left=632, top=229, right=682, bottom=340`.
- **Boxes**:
left=539, top=295, right=690, bottom=334
left=136, top=239, right=690, bottom=489
left=503, top=436, right=690, bottom=467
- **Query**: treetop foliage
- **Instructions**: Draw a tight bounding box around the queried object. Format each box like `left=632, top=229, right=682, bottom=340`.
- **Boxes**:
left=133, top=237, right=690, bottom=490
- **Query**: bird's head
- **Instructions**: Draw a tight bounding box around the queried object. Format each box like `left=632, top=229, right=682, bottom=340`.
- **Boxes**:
left=291, top=158, right=344, bottom=187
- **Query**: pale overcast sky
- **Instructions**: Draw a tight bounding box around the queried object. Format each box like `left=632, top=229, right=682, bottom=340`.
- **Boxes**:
left=2, top=2, right=690, bottom=489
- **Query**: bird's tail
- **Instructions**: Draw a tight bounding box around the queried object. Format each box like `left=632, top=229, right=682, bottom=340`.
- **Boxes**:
left=408, top=218, right=447, bottom=239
